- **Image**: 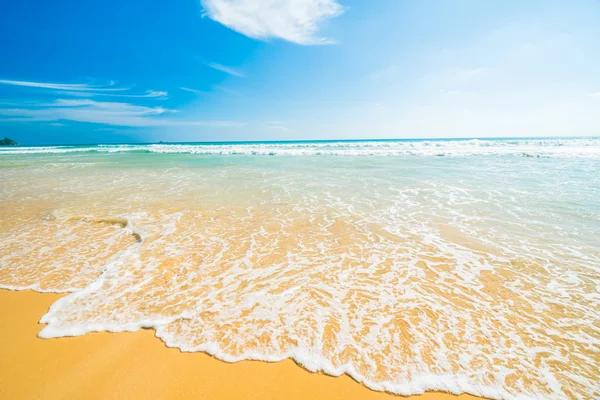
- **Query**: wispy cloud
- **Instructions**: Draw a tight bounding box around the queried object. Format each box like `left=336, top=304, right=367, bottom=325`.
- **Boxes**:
left=71, top=90, right=169, bottom=99
left=0, top=79, right=128, bottom=92
left=0, top=79, right=168, bottom=99
left=205, top=62, right=245, bottom=78
left=590, top=92, right=600, bottom=97
left=0, top=98, right=242, bottom=127
left=0, top=79, right=241, bottom=128
left=0, top=79, right=169, bottom=99
left=180, top=85, right=242, bottom=98
left=180, top=87, right=208, bottom=95
left=200, top=0, right=344, bottom=45
left=0, top=99, right=171, bottom=126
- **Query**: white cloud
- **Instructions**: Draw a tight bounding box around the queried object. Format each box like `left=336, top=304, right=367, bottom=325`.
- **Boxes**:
left=180, top=85, right=241, bottom=97
left=205, top=62, right=245, bottom=77
left=0, top=78, right=215, bottom=127
left=0, top=99, right=241, bottom=128
left=73, top=90, right=169, bottom=99
left=0, top=78, right=244, bottom=128
left=0, top=99, right=170, bottom=126
left=201, top=0, right=344, bottom=45
left=0, top=79, right=128, bottom=92
left=49, top=99, right=170, bottom=114
left=0, top=79, right=168, bottom=98
left=180, top=87, right=207, bottom=95
left=590, top=92, right=600, bottom=97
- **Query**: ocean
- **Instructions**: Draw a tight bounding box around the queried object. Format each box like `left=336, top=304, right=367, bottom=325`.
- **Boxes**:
left=1, top=137, right=599, bottom=399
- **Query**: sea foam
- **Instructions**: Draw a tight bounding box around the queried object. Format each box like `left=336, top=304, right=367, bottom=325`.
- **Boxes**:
left=1, top=137, right=599, bottom=158
left=1, top=139, right=599, bottom=400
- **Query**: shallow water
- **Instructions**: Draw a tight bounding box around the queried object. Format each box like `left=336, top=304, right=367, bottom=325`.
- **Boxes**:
left=1, top=138, right=599, bottom=399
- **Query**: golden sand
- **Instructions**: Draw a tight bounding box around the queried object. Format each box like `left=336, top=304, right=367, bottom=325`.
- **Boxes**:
left=2, top=157, right=598, bottom=399
left=0, top=290, right=482, bottom=400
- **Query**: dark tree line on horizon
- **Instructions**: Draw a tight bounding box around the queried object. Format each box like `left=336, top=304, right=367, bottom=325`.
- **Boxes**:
left=0, top=137, right=18, bottom=146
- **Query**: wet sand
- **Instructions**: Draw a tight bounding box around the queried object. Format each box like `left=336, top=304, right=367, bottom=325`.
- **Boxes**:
left=0, top=290, right=482, bottom=400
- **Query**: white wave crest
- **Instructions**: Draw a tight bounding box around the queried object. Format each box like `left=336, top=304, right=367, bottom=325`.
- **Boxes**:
left=1, top=138, right=600, bottom=158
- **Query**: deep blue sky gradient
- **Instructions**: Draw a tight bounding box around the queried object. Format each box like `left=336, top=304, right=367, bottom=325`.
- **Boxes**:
left=1, top=0, right=599, bottom=144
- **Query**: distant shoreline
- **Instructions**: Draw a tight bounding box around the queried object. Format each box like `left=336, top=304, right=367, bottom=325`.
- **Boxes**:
left=0, top=137, right=18, bottom=146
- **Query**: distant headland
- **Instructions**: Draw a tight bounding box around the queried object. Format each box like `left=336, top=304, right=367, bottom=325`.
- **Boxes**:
left=0, top=137, right=18, bottom=146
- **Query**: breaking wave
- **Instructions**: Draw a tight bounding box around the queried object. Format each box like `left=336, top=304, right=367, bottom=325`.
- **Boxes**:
left=1, top=137, right=600, bottom=158
left=1, top=140, right=599, bottom=399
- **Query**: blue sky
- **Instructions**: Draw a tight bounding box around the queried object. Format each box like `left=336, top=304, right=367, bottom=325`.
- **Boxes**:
left=1, top=0, right=599, bottom=144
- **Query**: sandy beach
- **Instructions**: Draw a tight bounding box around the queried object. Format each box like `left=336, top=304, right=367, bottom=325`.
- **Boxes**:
left=2, top=0, right=600, bottom=397
left=0, top=289, right=482, bottom=400
left=2, top=142, right=599, bottom=399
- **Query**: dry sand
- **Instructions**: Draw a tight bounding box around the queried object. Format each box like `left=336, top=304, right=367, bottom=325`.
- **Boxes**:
left=0, top=290, right=483, bottom=400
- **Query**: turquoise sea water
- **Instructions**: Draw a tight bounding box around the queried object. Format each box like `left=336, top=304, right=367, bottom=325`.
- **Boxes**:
left=1, top=137, right=599, bottom=399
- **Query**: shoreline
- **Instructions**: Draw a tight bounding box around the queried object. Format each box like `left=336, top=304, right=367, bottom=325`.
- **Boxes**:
left=0, top=289, right=484, bottom=400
